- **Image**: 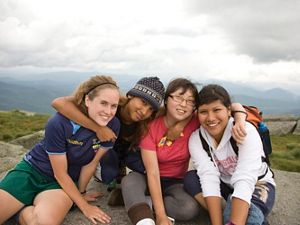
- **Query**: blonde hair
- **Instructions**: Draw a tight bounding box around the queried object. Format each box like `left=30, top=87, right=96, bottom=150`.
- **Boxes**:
left=73, top=75, right=119, bottom=116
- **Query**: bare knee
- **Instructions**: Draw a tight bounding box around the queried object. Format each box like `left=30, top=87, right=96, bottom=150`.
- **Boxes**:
left=20, top=207, right=65, bottom=225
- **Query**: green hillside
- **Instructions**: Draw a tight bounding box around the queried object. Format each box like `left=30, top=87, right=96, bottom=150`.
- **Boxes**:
left=0, top=110, right=50, bottom=141
left=0, top=110, right=299, bottom=172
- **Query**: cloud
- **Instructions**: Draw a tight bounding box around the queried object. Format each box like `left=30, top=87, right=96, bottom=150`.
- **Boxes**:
left=186, top=0, right=300, bottom=62
left=0, top=0, right=299, bottom=94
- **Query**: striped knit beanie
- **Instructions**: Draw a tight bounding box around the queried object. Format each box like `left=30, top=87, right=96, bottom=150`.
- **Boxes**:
left=127, top=77, right=165, bottom=111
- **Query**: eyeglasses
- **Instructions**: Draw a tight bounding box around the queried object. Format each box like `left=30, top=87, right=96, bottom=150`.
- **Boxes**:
left=169, top=95, right=195, bottom=107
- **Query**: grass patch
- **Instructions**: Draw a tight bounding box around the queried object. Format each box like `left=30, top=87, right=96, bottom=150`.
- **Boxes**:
left=0, top=110, right=50, bottom=142
left=269, top=135, right=300, bottom=172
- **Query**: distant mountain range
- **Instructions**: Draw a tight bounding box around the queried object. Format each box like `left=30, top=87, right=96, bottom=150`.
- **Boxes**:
left=0, top=72, right=299, bottom=115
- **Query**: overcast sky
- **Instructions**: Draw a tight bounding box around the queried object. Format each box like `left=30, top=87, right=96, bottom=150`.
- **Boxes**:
left=0, top=0, right=299, bottom=93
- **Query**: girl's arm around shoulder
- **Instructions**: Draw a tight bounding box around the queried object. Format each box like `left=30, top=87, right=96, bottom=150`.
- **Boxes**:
left=51, top=96, right=117, bottom=142
left=231, top=103, right=247, bottom=144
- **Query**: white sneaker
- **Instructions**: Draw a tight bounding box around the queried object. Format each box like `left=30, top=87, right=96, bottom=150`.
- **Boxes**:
left=94, top=163, right=102, bottom=182
left=136, top=218, right=155, bottom=225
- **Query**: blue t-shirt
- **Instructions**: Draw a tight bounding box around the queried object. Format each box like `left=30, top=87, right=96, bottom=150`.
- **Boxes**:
left=24, top=113, right=120, bottom=181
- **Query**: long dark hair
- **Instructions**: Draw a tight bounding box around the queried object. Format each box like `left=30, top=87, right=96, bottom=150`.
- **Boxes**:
left=119, top=96, right=156, bottom=150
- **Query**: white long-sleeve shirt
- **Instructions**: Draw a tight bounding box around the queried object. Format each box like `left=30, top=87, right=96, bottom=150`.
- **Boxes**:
left=189, top=117, right=275, bottom=205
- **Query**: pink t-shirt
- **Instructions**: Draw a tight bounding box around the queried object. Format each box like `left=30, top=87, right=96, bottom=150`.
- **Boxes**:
left=140, top=114, right=199, bottom=178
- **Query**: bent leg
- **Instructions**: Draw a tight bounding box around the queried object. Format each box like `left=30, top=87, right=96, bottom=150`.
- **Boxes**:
left=121, top=171, right=149, bottom=211
left=164, top=183, right=200, bottom=221
left=19, top=189, right=73, bottom=225
left=0, top=189, right=25, bottom=224
left=121, top=172, right=154, bottom=225
left=250, top=182, right=276, bottom=224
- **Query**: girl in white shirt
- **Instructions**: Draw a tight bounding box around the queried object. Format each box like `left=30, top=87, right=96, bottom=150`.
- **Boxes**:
left=184, top=84, right=275, bottom=225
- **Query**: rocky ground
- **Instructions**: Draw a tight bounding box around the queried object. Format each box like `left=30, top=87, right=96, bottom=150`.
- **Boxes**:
left=3, top=169, right=300, bottom=225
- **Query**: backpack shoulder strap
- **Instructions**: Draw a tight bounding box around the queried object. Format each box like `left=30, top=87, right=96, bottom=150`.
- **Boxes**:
left=200, top=129, right=239, bottom=158
left=199, top=129, right=216, bottom=161
left=199, top=129, right=209, bottom=153
left=230, top=136, right=239, bottom=156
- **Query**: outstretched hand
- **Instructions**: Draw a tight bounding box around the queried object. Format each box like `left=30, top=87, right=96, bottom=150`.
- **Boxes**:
left=82, top=203, right=111, bottom=224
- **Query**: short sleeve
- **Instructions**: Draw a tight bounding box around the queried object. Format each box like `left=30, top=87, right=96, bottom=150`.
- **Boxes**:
left=139, top=119, right=159, bottom=151
left=44, top=114, right=68, bottom=154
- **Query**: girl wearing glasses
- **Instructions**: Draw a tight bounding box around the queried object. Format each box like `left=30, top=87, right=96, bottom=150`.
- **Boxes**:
left=122, top=78, right=247, bottom=225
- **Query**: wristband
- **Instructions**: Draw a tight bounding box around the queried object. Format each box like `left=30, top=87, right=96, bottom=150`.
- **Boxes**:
left=232, top=110, right=247, bottom=116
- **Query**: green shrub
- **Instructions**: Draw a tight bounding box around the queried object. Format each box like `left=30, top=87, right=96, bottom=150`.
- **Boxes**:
left=0, top=110, right=50, bottom=142
left=2, top=134, right=12, bottom=141
left=289, top=148, right=300, bottom=159
left=270, top=134, right=300, bottom=172
left=270, top=158, right=300, bottom=172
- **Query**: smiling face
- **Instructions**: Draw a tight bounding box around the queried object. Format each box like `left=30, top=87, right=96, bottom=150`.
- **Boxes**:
left=85, top=87, right=119, bottom=126
left=124, top=96, right=154, bottom=122
left=198, top=99, right=231, bottom=143
left=165, top=88, right=196, bottom=123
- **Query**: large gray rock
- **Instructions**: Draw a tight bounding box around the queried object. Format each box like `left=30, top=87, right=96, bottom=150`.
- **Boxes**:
left=266, top=121, right=297, bottom=135
left=9, top=130, right=45, bottom=149
left=0, top=142, right=27, bottom=177
left=293, top=120, right=300, bottom=135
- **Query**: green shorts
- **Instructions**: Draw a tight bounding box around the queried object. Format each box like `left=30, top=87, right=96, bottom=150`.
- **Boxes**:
left=0, top=159, right=61, bottom=205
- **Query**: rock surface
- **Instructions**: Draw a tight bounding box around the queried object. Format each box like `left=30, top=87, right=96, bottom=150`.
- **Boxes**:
left=3, top=170, right=300, bottom=225
left=264, top=115, right=300, bottom=135
left=1, top=131, right=300, bottom=225
left=293, top=120, right=300, bottom=135
left=266, top=121, right=297, bottom=135
left=9, top=130, right=45, bottom=150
